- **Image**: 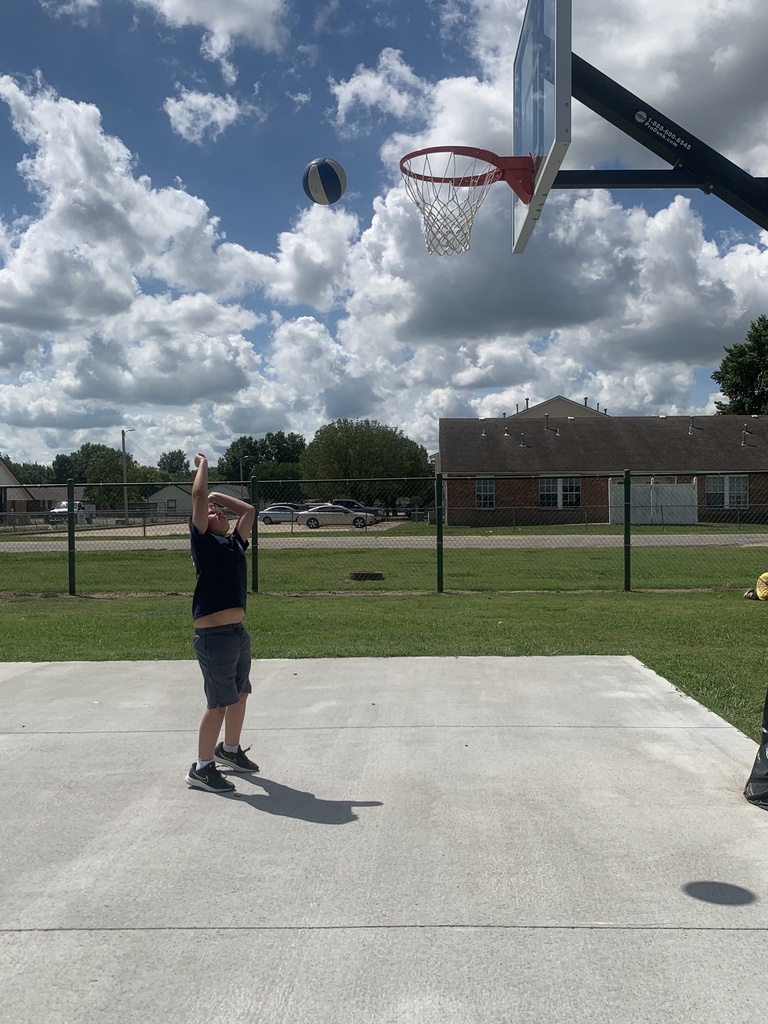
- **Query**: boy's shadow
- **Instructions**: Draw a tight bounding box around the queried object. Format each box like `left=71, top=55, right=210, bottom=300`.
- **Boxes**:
left=233, top=775, right=383, bottom=824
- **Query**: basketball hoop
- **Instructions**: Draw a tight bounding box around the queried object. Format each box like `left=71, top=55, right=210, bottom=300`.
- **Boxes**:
left=399, top=146, right=534, bottom=255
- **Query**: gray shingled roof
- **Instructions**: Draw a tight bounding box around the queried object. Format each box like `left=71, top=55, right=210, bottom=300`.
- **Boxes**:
left=438, top=416, right=768, bottom=475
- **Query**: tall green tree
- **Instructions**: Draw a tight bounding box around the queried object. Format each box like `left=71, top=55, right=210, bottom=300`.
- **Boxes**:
left=52, top=443, right=129, bottom=483
left=258, top=431, right=306, bottom=464
left=50, top=443, right=142, bottom=508
left=255, top=462, right=305, bottom=505
left=217, top=432, right=307, bottom=480
left=216, top=436, right=262, bottom=480
left=157, top=449, right=190, bottom=476
left=300, top=419, right=429, bottom=502
left=712, top=314, right=768, bottom=414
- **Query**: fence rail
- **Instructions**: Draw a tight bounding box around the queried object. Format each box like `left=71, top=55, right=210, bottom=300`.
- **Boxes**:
left=2, top=472, right=767, bottom=596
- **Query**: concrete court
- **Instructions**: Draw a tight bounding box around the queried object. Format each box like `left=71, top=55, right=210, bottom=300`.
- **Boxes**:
left=1, top=655, right=767, bottom=1024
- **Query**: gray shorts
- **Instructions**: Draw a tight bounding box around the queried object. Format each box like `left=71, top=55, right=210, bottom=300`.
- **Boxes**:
left=193, top=622, right=252, bottom=709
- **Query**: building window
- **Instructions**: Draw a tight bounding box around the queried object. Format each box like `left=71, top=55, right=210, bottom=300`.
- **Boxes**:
left=167, top=499, right=177, bottom=512
left=476, top=478, right=495, bottom=509
left=705, top=475, right=748, bottom=508
left=540, top=477, right=581, bottom=508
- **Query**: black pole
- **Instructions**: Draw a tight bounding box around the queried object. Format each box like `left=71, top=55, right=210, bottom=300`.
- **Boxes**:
left=67, top=478, right=76, bottom=596
left=623, top=469, right=631, bottom=592
left=435, top=473, right=444, bottom=593
left=251, top=478, right=258, bottom=593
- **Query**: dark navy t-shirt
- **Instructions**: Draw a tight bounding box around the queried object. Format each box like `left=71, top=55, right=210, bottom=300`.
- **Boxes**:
left=190, top=522, right=249, bottom=620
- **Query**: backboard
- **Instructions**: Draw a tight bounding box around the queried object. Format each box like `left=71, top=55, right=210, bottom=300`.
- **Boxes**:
left=512, top=0, right=572, bottom=252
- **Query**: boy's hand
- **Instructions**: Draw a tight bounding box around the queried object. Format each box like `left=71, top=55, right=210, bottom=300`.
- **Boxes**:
left=194, top=453, right=207, bottom=468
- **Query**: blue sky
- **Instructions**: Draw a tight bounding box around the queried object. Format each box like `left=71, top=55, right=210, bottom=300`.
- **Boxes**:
left=1, top=0, right=767, bottom=467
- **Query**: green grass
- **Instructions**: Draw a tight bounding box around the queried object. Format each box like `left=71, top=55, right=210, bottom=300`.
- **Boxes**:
left=4, top=519, right=768, bottom=543
left=391, top=522, right=768, bottom=537
left=4, top=542, right=767, bottom=594
left=1, top=549, right=196, bottom=594
left=1, top=590, right=766, bottom=742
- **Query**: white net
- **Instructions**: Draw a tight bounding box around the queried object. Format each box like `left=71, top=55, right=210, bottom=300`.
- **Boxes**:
left=401, top=149, right=499, bottom=256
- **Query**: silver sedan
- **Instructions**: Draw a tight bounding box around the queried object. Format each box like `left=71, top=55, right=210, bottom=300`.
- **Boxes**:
left=258, top=504, right=301, bottom=525
left=296, top=504, right=376, bottom=529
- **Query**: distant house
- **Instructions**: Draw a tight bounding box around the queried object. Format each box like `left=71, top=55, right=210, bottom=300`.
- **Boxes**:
left=0, top=459, right=34, bottom=521
left=32, top=484, right=91, bottom=509
left=508, top=394, right=607, bottom=419
left=148, top=483, right=243, bottom=517
left=438, top=407, right=768, bottom=526
left=149, top=484, right=194, bottom=517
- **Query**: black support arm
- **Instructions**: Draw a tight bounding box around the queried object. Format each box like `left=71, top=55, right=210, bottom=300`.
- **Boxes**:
left=553, top=53, right=768, bottom=231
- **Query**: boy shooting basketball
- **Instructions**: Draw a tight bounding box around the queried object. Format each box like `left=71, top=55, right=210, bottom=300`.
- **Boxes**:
left=185, top=452, right=259, bottom=794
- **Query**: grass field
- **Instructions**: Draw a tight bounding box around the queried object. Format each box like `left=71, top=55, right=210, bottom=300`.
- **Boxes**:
left=1, top=589, right=766, bottom=743
left=3, top=541, right=765, bottom=594
left=5, top=519, right=768, bottom=540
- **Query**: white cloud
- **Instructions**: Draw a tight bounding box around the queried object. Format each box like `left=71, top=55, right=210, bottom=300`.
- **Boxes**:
left=288, top=91, right=311, bottom=110
left=45, top=0, right=289, bottom=83
left=566, top=0, right=768, bottom=175
left=133, top=0, right=288, bottom=82
left=0, top=74, right=272, bottom=447
left=164, top=88, right=257, bottom=143
left=264, top=316, right=374, bottom=424
left=253, top=205, right=360, bottom=311
left=324, top=167, right=768, bottom=447
left=6, top=0, right=768, bottom=466
left=38, top=0, right=100, bottom=18
left=329, top=48, right=432, bottom=135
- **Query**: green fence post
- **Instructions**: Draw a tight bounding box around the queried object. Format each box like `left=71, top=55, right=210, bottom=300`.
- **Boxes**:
left=623, top=469, right=631, bottom=592
left=435, top=472, right=444, bottom=593
left=67, top=477, right=76, bottom=595
left=251, top=478, right=259, bottom=593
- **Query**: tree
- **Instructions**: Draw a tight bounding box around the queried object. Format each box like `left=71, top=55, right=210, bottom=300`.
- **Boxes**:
left=712, top=314, right=768, bottom=415
left=50, top=443, right=141, bottom=508
left=254, top=462, right=305, bottom=505
left=258, top=431, right=306, bottom=464
left=216, top=432, right=307, bottom=480
left=51, top=443, right=128, bottom=484
left=299, top=419, right=430, bottom=503
left=157, top=449, right=190, bottom=476
left=216, top=436, right=261, bottom=481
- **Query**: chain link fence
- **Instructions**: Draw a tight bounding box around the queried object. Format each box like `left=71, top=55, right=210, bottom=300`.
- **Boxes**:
left=2, top=472, right=767, bottom=596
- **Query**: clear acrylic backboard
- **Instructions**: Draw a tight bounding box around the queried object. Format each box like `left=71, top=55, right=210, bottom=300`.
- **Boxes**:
left=512, top=0, right=572, bottom=252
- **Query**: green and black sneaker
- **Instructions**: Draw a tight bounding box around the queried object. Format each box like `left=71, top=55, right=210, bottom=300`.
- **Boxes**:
left=214, top=742, right=260, bottom=773
left=185, top=761, right=236, bottom=793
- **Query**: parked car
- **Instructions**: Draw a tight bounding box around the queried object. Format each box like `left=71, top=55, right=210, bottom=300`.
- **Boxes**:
left=46, top=500, right=95, bottom=524
left=296, top=504, right=376, bottom=529
left=330, top=498, right=384, bottom=520
left=258, top=504, right=300, bottom=524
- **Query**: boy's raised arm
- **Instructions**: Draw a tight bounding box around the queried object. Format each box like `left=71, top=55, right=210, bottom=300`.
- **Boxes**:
left=191, top=453, right=211, bottom=533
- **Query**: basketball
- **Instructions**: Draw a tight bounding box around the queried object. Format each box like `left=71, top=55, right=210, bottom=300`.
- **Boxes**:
left=302, top=157, right=347, bottom=205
